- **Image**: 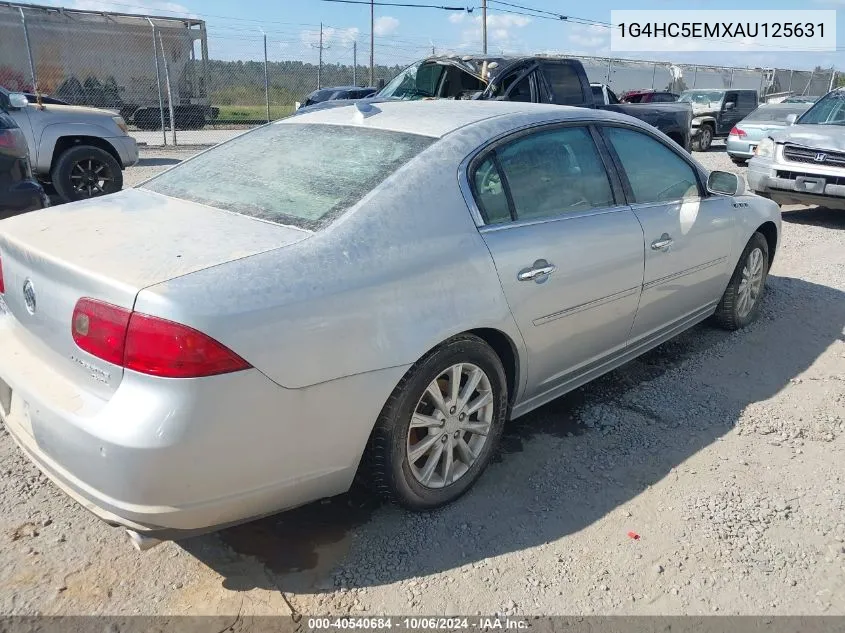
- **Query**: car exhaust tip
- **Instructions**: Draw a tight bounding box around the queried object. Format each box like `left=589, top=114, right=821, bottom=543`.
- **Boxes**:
left=126, top=529, right=162, bottom=552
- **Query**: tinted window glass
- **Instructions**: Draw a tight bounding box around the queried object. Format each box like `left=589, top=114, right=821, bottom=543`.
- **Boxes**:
left=606, top=88, right=620, bottom=104
left=501, top=72, right=532, bottom=102
left=654, top=93, right=676, bottom=103
left=604, top=127, right=700, bottom=203
left=737, top=92, right=757, bottom=110
left=625, top=93, right=644, bottom=103
left=472, top=157, right=511, bottom=225
left=744, top=105, right=809, bottom=123
left=591, top=85, right=604, bottom=102
left=544, top=64, right=585, bottom=105
left=143, top=123, right=435, bottom=230
left=493, top=127, right=614, bottom=220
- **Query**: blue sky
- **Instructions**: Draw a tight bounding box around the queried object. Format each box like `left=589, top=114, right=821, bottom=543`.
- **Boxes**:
left=38, top=0, right=845, bottom=71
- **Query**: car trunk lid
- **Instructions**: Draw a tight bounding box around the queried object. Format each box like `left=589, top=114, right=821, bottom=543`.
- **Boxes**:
left=0, top=188, right=310, bottom=398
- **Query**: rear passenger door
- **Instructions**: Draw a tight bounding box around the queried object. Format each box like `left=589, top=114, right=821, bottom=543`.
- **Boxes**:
left=466, top=124, right=645, bottom=406
left=599, top=124, right=735, bottom=344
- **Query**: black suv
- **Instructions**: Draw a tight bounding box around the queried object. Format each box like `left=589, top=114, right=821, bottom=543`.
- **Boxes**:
left=0, top=110, right=48, bottom=219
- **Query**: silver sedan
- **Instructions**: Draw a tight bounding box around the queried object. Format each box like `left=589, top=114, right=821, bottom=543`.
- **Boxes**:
left=0, top=101, right=781, bottom=549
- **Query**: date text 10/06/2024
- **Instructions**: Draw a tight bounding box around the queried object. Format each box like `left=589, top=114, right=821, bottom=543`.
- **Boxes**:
left=307, top=618, right=530, bottom=630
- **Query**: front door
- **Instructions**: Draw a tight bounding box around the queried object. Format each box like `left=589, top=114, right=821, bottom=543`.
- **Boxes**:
left=718, top=91, right=744, bottom=135
left=599, top=124, right=735, bottom=344
left=468, top=124, right=644, bottom=405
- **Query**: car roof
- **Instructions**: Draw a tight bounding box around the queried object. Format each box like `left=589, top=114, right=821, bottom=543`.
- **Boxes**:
left=284, top=99, right=631, bottom=138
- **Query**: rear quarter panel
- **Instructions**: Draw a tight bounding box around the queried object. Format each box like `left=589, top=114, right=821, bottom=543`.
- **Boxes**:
left=133, top=129, right=527, bottom=392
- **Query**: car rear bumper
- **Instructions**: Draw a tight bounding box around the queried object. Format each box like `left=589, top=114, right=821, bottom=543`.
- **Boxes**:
left=0, top=315, right=405, bottom=538
left=725, top=136, right=758, bottom=159
left=748, top=156, right=845, bottom=209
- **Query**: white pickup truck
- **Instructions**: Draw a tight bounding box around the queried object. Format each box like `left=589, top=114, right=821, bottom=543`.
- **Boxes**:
left=0, top=86, right=138, bottom=203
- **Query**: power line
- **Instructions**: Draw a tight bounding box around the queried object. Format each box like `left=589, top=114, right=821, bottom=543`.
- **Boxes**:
left=319, top=0, right=465, bottom=9
left=487, top=0, right=564, bottom=19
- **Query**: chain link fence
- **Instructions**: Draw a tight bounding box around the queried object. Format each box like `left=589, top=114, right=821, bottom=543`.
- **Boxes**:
left=1, top=2, right=839, bottom=146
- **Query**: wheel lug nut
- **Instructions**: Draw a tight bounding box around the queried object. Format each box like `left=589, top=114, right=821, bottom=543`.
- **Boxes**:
left=453, top=431, right=459, bottom=439
left=449, top=406, right=456, bottom=414
left=459, top=413, right=466, bottom=421
left=441, top=435, right=447, bottom=442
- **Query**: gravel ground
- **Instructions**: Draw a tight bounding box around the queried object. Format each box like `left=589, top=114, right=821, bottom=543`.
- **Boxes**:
left=1, top=143, right=843, bottom=617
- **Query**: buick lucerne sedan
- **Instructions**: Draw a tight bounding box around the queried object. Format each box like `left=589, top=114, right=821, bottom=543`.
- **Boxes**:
left=0, top=101, right=781, bottom=549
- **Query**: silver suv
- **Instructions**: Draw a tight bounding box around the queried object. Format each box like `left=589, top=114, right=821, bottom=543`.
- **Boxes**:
left=0, top=87, right=138, bottom=203
left=748, top=88, right=845, bottom=210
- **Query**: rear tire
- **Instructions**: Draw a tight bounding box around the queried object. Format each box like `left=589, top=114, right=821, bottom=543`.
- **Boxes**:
left=51, top=145, right=122, bottom=203
left=714, top=232, right=769, bottom=331
left=364, top=334, right=508, bottom=510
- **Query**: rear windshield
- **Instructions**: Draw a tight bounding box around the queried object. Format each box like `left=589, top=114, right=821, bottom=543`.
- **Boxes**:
left=743, top=105, right=809, bottom=123
left=142, top=123, right=436, bottom=230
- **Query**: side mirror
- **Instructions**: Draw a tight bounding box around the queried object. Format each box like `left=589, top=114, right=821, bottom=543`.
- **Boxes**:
left=294, top=101, right=301, bottom=110
left=8, top=93, right=29, bottom=109
left=785, top=113, right=798, bottom=125
left=724, top=102, right=735, bottom=111
left=707, top=170, right=745, bottom=196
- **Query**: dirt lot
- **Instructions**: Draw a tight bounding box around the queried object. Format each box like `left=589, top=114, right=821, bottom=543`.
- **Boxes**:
left=1, top=144, right=843, bottom=618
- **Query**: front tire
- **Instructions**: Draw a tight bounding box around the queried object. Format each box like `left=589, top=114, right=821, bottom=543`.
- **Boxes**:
left=51, top=145, right=122, bottom=203
left=364, top=334, right=508, bottom=510
left=714, top=232, right=769, bottom=330
left=692, top=125, right=714, bottom=152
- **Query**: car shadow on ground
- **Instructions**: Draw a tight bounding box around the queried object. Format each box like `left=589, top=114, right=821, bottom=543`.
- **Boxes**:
left=179, top=274, right=845, bottom=599
left=136, top=157, right=183, bottom=167
left=781, top=207, right=845, bottom=230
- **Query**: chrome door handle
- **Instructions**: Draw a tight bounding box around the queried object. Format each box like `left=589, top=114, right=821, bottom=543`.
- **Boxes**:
left=651, top=234, right=674, bottom=251
left=518, top=260, right=556, bottom=282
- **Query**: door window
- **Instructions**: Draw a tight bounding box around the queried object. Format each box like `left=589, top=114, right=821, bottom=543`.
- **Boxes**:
left=471, top=126, right=615, bottom=223
left=736, top=91, right=757, bottom=111
left=604, top=126, right=700, bottom=204
left=499, top=71, right=533, bottom=102
left=543, top=63, right=585, bottom=105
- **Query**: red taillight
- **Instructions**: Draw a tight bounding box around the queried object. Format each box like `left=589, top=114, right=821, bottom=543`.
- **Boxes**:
left=0, top=129, right=26, bottom=151
left=72, top=298, right=131, bottom=366
left=729, top=126, right=747, bottom=138
left=71, top=298, right=251, bottom=378
left=0, top=254, right=5, bottom=294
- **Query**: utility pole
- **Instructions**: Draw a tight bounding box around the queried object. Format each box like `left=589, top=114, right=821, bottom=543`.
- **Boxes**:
left=353, top=41, right=357, bottom=86
left=310, top=23, right=330, bottom=89
left=369, top=0, right=374, bottom=86
left=318, top=23, right=323, bottom=89
left=482, top=0, right=487, bottom=54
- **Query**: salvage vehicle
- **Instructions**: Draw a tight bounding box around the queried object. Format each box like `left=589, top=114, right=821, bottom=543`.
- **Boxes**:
left=748, top=87, right=845, bottom=210
left=299, top=86, right=378, bottom=109
left=0, top=86, right=138, bottom=203
left=298, top=56, right=693, bottom=151
left=0, top=101, right=779, bottom=550
left=726, top=103, right=812, bottom=164
left=0, top=110, right=48, bottom=219
left=679, top=88, right=759, bottom=151
left=619, top=89, right=679, bottom=104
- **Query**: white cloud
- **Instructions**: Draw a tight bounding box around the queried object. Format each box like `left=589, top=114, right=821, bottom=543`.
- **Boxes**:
left=41, top=0, right=196, bottom=17
left=373, top=15, right=400, bottom=36
left=453, top=11, right=532, bottom=53
left=485, top=14, right=531, bottom=29
left=301, top=26, right=360, bottom=48
left=566, top=23, right=611, bottom=54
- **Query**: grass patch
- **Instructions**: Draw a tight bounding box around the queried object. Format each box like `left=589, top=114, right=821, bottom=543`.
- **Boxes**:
left=215, top=104, right=296, bottom=121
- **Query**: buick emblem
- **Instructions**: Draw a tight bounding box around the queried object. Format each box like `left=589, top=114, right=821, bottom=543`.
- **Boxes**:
left=22, top=279, right=36, bottom=315
left=815, top=153, right=827, bottom=162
